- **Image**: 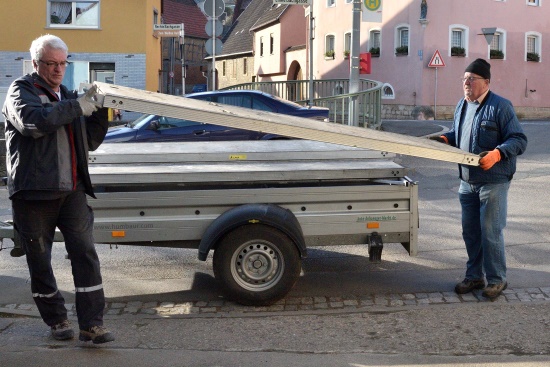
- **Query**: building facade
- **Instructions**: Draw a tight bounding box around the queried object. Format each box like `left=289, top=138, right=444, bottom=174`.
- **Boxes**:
left=310, top=0, right=549, bottom=119
left=0, top=0, right=162, bottom=121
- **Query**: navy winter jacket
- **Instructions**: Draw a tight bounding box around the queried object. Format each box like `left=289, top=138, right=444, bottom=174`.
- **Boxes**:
left=442, top=91, right=527, bottom=184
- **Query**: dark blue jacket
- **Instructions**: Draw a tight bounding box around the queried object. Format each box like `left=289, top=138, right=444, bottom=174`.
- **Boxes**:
left=442, top=91, right=527, bottom=183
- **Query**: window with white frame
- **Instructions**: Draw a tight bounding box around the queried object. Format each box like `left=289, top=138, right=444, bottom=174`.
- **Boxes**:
left=369, top=29, right=381, bottom=55
left=489, top=30, right=506, bottom=59
left=260, top=36, right=264, bottom=56
left=325, top=35, right=335, bottom=58
left=449, top=25, right=469, bottom=56
left=527, top=0, right=540, bottom=6
left=382, top=83, right=395, bottom=99
left=270, top=34, right=274, bottom=55
left=395, top=25, right=409, bottom=55
left=327, top=0, right=335, bottom=7
left=526, top=32, right=541, bottom=62
left=48, top=0, right=100, bottom=28
left=344, top=32, right=351, bottom=54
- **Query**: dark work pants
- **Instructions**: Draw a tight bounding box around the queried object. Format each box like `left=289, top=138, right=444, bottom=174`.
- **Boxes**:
left=12, top=191, right=105, bottom=330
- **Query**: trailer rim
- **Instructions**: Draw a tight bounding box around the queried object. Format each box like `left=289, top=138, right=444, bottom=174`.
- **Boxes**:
left=230, top=239, right=284, bottom=291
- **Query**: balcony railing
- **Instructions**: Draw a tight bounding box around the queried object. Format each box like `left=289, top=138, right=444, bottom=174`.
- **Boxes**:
left=220, top=79, right=383, bottom=129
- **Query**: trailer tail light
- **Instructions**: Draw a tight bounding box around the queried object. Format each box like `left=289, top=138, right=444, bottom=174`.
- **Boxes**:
left=366, top=222, right=380, bottom=229
left=111, top=231, right=126, bottom=237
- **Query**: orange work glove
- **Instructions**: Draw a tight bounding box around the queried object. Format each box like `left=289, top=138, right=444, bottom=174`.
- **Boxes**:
left=479, top=148, right=501, bottom=170
left=428, top=135, right=449, bottom=144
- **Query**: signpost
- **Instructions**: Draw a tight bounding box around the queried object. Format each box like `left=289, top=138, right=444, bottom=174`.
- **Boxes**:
left=201, top=0, right=225, bottom=91
left=153, top=24, right=182, bottom=38
left=428, top=50, right=445, bottom=119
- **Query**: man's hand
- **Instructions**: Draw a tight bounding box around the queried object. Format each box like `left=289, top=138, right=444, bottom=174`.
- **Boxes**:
left=77, top=85, right=101, bottom=117
left=479, top=149, right=501, bottom=170
left=428, top=135, right=448, bottom=144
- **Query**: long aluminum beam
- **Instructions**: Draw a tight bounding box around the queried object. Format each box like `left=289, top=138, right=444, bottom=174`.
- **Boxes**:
left=94, top=82, right=479, bottom=166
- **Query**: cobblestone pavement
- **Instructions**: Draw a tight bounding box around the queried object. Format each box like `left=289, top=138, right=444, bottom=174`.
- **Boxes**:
left=2, top=286, right=550, bottom=319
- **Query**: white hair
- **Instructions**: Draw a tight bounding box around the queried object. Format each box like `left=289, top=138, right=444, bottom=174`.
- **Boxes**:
left=29, top=34, right=68, bottom=63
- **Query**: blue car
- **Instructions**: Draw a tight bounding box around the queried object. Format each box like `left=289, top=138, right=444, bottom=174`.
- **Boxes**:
left=104, top=90, right=328, bottom=142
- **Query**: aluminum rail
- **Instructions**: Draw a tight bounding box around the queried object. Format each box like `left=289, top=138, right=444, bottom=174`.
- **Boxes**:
left=94, top=82, right=479, bottom=166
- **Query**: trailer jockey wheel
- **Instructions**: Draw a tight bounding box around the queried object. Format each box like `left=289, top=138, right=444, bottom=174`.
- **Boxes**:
left=213, top=224, right=301, bottom=306
left=368, top=232, right=383, bottom=263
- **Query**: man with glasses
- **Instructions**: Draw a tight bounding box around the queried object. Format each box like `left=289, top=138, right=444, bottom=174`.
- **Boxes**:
left=430, top=58, right=527, bottom=300
left=2, top=34, right=114, bottom=343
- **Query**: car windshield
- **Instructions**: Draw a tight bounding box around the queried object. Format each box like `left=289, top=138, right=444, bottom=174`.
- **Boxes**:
left=269, top=94, right=306, bottom=109
left=127, top=114, right=155, bottom=129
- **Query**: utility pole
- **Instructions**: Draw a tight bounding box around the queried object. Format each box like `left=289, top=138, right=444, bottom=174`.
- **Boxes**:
left=348, top=0, right=361, bottom=126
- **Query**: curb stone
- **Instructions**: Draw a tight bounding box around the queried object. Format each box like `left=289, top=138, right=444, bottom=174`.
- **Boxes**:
left=2, top=287, right=549, bottom=319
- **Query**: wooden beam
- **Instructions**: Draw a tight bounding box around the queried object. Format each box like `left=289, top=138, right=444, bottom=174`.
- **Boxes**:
left=94, top=82, right=479, bottom=166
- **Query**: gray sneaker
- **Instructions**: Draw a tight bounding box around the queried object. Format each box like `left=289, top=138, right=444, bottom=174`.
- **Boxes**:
left=79, top=325, right=115, bottom=344
left=51, top=320, right=74, bottom=340
left=482, top=282, right=508, bottom=300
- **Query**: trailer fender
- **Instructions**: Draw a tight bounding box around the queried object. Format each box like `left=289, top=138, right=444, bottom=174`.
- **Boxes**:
left=198, top=204, right=306, bottom=261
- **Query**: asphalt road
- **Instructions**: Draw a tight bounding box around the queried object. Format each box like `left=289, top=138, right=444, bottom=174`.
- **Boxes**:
left=1, top=119, right=550, bottom=366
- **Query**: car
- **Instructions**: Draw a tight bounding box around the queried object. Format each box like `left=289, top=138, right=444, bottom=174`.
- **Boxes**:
left=191, top=84, right=207, bottom=93
left=104, top=90, right=329, bottom=143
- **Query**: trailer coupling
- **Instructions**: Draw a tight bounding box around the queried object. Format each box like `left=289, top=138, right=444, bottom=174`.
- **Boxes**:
left=367, top=232, right=383, bottom=263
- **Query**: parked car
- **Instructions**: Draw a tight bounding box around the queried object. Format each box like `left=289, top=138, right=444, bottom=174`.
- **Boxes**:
left=191, top=84, right=207, bottom=93
left=104, top=90, right=329, bottom=143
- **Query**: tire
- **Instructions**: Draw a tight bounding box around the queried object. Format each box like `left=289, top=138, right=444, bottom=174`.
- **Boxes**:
left=213, top=224, right=301, bottom=306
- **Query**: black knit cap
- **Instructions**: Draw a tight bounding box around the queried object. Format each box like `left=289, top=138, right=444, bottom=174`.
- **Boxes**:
left=465, top=58, right=491, bottom=80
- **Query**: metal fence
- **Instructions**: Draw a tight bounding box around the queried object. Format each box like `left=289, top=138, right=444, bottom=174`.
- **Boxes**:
left=220, top=79, right=383, bottom=129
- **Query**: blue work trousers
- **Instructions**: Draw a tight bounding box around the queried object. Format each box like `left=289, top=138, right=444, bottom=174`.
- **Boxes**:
left=458, top=180, right=510, bottom=284
left=12, top=191, right=105, bottom=330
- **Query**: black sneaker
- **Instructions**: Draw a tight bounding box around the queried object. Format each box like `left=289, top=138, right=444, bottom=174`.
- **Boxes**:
left=79, top=325, right=115, bottom=344
left=51, top=320, right=74, bottom=340
left=482, top=282, right=508, bottom=299
left=454, top=278, right=485, bottom=294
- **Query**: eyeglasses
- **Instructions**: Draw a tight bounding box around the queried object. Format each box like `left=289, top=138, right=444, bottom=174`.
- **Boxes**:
left=461, top=76, right=486, bottom=83
left=38, top=60, right=71, bottom=68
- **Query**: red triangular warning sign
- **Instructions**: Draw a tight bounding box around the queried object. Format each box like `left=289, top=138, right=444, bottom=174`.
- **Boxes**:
left=428, top=50, right=446, bottom=67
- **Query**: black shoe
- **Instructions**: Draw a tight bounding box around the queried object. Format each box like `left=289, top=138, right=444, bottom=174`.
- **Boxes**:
left=455, top=278, right=485, bottom=294
left=482, top=282, right=508, bottom=299
left=79, top=325, right=115, bottom=344
left=51, top=320, right=74, bottom=340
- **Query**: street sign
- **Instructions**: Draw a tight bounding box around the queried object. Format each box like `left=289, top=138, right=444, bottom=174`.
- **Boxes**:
left=205, top=19, right=223, bottom=37
left=202, top=0, right=225, bottom=18
left=273, top=0, right=312, bottom=4
left=153, top=24, right=182, bottom=37
left=205, top=38, right=223, bottom=56
left=428, top=49, right=445, bottom=67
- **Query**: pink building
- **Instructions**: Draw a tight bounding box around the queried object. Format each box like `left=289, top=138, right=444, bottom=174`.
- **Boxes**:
left=309, top=0, right=549, bottom=119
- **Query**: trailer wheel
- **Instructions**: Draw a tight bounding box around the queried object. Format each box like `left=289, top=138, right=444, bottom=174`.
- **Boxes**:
left=213, top=224, right=301, bottom=306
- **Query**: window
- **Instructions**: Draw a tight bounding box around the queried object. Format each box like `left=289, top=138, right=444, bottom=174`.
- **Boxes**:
left=449, top=25, right=469, bottom=56
left=327, top=0, right=335, bottom=7
left=527, top=0, right=540, bottom=6
left=489, top=29, right=506, bottom=59
left=260, top=37, right=264, bottom=57
left=48, top=1, right=100, bottom=28
left=369, top=29, right=381, bottom=55
left=344, top=32, right=352, bottom=55
left=395, top=25, right=409, bottom=55
left=270, top=34, right=274, bottom=55
left=231, top=60, right=237, bottom=78
left=325, top=35, right=335, bottom=58
left=526, top=32, right=541, bottom=62
left=243, top=58, right=247, bottom=75
left=222, top=61, right=226, bottom=76
left=382, top=83, right=395, bottom=99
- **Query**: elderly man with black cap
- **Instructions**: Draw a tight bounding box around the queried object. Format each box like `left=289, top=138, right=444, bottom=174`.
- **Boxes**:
left=430, top=58, right=527, bottom=300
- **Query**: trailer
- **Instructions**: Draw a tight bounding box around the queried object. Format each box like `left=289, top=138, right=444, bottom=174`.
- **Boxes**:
left=0, top=83, right=480, bottom=305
